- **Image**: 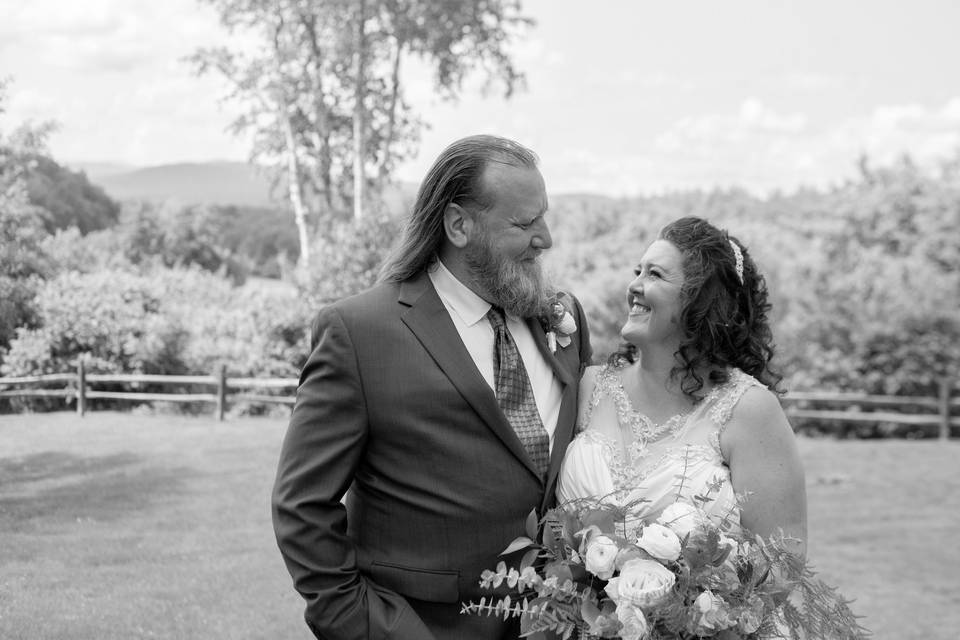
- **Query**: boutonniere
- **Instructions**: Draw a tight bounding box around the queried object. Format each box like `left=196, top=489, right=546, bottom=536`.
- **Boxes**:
left=540, top=292, right=577, bottom=353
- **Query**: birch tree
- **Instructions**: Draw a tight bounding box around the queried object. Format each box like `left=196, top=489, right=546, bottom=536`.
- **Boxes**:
left=191, top=0, right=531, bottom=270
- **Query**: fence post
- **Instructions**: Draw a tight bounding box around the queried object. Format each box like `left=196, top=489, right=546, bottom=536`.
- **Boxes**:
left=216, top=365, right=227, bottom=421
left=77, top=360, right=86, bottom=417
left=939, top=378, right=951, bottom=441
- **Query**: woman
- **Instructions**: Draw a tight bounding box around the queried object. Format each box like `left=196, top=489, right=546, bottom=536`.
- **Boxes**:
left=557, top=216, right=806, bottom=556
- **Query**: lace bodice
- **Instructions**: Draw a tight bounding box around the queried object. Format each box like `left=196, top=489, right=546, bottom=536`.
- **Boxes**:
left=557, top=364, right=765, bottom=525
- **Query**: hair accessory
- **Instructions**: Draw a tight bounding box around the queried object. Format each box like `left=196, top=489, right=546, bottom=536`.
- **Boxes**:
left=729, top=239, right=744, bottom=284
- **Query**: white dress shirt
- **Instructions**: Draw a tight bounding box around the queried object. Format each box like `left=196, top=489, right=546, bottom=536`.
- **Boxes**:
left=428, top=260, right=564, bottom=451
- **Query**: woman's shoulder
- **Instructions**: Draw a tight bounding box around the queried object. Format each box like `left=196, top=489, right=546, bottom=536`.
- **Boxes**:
left=707, top=368, right=779, bottom=427
left=582, top=359, right=628, bottom=383
left=578, top=364, right=606, bottom=398
left=575, top=362, right=627, bottom=426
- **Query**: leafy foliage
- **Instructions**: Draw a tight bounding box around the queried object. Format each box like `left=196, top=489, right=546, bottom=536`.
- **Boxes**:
left=546, top=158, right=960, bottom=401
left=294, top=212, right=402, bottom=308
left=1, top=69, right=957, bottom=423
left=1, top=270, right=189, bottom=378
left=24, top=155, right=120, bottom=233
left=463, top=490, right=868, bottom=640
left=41, top=201, right=252, bottom=283
left=190, top=0, right=533, bottom=266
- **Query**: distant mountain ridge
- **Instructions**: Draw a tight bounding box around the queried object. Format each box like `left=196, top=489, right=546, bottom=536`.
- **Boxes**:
left=78, top=160, right=609, bottom=213
left=88, top=161, right=279, bottom=208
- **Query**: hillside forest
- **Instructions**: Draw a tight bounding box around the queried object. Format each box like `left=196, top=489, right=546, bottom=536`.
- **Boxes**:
left=2, top=87, right=959, bottom=429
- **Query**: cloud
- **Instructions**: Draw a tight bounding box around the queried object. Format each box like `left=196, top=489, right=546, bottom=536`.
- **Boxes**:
left=655, top=98, right=809, bottom=154
left=831, top=99, right=960, bottom=165
left=777, top=72, right=846, bottom=93
left=4, top=0, right=226, bottom=74
left=548, top=97, right=960, bottom=196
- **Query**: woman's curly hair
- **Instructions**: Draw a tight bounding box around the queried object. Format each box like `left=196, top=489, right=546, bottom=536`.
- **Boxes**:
left=611, top=216, right=783, bottom=396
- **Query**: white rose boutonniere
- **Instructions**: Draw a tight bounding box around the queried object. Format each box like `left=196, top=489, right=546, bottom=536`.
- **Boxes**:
left=540, top=291, right=577, bottom=353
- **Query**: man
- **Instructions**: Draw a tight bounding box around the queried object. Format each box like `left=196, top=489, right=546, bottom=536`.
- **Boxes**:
left=272, top=134, right=592, bottom=640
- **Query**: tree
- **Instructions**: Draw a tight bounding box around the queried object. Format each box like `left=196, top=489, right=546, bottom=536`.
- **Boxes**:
left=24, top=155, right=120, bottom=234
left=190, top=0, right=532, bottom=270
left=773, top=155, right=960, bottom=394
left=1, top=78, right=56, bottom=362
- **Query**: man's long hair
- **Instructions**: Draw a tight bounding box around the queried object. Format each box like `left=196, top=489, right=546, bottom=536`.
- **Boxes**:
left=377, top=134, right=539, bottom=284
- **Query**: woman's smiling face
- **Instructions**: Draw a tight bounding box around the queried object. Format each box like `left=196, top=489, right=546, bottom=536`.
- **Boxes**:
left=620, top=239, right=686, bottom=351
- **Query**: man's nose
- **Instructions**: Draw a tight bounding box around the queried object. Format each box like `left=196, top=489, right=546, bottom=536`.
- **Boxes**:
left=531, top=218, right=552, bottom=250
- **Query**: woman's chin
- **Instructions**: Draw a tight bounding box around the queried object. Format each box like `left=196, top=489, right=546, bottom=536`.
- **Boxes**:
left=620, top=325, right=645, bottom=345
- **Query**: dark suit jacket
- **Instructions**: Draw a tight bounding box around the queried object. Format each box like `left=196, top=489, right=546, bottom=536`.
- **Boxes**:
left=272, top=270, right=592, bottom=640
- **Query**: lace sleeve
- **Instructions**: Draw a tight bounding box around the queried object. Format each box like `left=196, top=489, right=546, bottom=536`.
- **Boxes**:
left=709, top=369, right=766, bottom=432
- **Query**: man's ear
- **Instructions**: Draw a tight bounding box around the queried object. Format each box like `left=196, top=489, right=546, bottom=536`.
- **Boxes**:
left=443, top=203, right=474, bottom=249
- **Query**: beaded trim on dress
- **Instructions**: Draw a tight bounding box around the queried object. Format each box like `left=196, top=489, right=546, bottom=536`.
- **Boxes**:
left=574, top=364, right=765, bottom=499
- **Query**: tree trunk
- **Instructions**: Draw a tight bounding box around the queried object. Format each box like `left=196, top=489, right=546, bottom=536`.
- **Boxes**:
left=379, top=35, right=403, bottom=182
left=281, top=104, right=311, bottom=271
left=298, top=11, right=335, bottom=213
left=352, top=0, right=367, bottom=221
left=271, top=16, right=311, bottom=270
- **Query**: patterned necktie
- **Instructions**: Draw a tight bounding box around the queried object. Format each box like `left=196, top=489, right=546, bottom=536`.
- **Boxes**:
left=486, top=306, right=550, bottom=477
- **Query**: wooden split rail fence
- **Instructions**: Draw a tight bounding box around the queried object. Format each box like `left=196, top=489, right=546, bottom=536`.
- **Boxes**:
left=0, top=364, right=957, bottom=439
left=0, top=363, right=297, bottom=421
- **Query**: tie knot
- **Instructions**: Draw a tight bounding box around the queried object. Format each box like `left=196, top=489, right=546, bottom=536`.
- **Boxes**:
left=486, top=305, right=507, bottom=330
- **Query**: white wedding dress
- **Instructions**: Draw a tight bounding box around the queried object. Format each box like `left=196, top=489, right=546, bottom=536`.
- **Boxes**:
left=557, top=362, right=765, bottom=530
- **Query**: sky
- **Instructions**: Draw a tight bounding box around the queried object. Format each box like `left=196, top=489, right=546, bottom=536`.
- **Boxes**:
left=2, top=0, right=960, bottom=196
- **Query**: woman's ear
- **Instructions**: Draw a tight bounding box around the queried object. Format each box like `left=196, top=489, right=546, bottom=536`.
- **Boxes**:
left=443, top=202, right=473, bottom=249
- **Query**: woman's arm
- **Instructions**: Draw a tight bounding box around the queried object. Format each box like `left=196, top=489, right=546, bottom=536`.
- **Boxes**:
left=720, top=387, right=807, bottom=558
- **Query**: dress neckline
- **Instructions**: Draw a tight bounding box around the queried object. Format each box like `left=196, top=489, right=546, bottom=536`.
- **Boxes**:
left=606, top=362, right=727, bottom=438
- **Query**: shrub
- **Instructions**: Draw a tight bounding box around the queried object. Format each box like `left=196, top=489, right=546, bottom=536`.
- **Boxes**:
left=294, top=213, right=402, bottom=309
left=1, top=270, right=189, bottom=378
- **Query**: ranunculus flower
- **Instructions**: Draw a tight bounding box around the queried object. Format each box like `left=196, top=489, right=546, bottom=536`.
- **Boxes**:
left=693, top=589, right=734, bottom=634
left=616, top=603, right=650, bottom=640
left=581, top=529, right=619, bottom=580
left=605, top=558, right=676, bottom=608
left=636, top=523, right=681, bottom=562
left=657, top=502, right=708, bottom=539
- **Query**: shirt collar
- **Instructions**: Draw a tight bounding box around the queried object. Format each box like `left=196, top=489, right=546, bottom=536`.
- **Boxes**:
left=428, top=259, right=493, bottom=327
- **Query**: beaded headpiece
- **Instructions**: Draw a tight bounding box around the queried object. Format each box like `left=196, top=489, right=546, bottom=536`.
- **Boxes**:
left=729, top=239, right=744, bottom=284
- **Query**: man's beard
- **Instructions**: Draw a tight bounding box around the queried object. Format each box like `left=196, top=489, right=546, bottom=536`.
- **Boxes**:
left=464, top=229, right=552, bottom=318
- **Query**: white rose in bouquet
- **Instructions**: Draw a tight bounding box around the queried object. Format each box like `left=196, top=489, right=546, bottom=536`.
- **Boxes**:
left=605, top=558, right=676, bottom=608
left=617, top=603, right=650, bottom=640
left=657, top=502, right=708, bottom=539
left=581, top=528, right=619, bottom=580
left=636, top=523, right=681, bottom=562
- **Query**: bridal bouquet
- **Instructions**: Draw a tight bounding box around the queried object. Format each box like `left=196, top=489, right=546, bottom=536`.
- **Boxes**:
left=462, top=492, right=867, bottom=640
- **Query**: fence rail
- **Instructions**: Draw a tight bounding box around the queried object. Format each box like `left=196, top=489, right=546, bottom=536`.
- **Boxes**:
left=0, top=365, right=955, bottom=438
left=0, top=363, right=298, bottom=420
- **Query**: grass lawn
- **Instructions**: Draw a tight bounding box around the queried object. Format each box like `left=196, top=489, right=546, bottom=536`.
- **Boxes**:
left=1, top=412, right=958, bottom=639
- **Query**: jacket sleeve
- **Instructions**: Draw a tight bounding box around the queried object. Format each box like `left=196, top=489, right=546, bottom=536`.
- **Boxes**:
left=271, top=306, right=434, bottom=640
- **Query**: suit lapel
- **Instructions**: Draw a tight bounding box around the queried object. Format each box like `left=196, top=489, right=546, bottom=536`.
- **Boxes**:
left=399, top=273, right=543, bottom=481
left=526, top=318, right=581, bottom=512
left=525, top=318, right=575, bottom=387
